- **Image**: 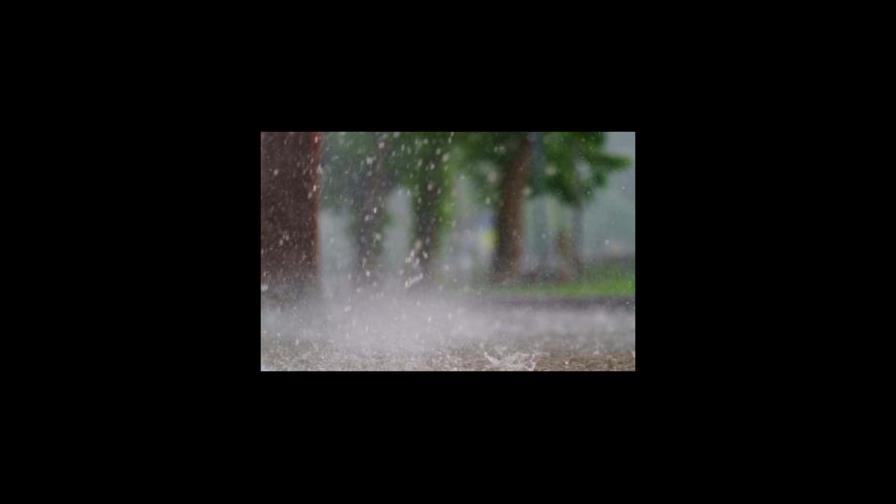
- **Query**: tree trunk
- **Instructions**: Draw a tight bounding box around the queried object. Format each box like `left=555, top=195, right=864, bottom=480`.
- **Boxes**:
left=260, top=132, right=322, bottom=306
left=491, top=136, right=531, bottom=283
left=352, top=135, right=391, bottom=286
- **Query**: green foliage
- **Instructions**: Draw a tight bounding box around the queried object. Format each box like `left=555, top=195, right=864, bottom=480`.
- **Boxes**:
left=541, top=132, right=629, bottom=207
left=321, top=132, right=630, bottom=269
left=452, top=132, right=528, bottom=209
left=323, top=132, right=628, bottom=214
left=391, top=133, right=457, bottom=252
left=323, top=132, right=462, bottom=257
left=321, top=132, right=397, bottom=212
left=452, top=132, right=630, bottom=209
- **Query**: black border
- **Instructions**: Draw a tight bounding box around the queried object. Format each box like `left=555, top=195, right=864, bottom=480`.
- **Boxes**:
left=160, top=91, right=709, bottom=406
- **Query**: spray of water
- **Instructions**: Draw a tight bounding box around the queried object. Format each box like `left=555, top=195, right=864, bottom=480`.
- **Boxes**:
left=260, top=286, right=635, bottom=371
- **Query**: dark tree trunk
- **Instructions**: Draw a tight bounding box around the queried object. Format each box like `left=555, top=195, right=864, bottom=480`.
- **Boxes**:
left=491, top=136, right=531, bottom=283
left=260, top=132, right=322, bottom=306
left=352, top=136, right=391, bottom=286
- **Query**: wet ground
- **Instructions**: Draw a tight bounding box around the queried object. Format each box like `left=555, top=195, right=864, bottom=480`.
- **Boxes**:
left=260, top=295, right=635, bottom=371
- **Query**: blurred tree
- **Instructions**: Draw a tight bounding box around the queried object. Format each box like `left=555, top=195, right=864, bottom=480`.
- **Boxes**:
left=323, top=132, right=458, bottom=289
left=453, top=132, right=530, bottom=283
left=394, top=132, right=454, bottom=287
left=322, top=132, right=398, bottom=286
left=541, top=132, right=629, bottom=268
left=457, top=132, right=629, bottom=282
left=493, top=136, right=531, bottom=283
left=260, top=132, right=322, bottom=305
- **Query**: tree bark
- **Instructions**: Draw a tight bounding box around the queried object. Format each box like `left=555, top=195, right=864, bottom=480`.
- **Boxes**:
left=491, top=136, right=531, bottom=283
left=260, top=132, right=322, bottom=306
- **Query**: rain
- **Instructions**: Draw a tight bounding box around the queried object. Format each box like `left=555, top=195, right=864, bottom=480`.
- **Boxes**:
left=260, top=132, right=635, bottom=371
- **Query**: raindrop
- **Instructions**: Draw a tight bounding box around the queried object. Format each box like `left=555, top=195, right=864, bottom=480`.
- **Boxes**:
left=404, top=273, right=424, bottom=289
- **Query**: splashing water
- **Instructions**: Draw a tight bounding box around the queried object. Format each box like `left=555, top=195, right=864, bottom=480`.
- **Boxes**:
left=260, top=292, right=635, bottom=371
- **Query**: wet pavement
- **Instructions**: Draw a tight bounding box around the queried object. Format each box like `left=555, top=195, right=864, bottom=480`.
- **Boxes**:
left=260, top=295, right=635, bottom=371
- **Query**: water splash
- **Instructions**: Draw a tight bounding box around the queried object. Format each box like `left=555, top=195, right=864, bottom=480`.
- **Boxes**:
left=261, top=293, right=635, bottom=371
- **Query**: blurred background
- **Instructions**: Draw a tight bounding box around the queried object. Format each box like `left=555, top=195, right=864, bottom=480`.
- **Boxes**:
left=318, top=132, right=634, bottom=299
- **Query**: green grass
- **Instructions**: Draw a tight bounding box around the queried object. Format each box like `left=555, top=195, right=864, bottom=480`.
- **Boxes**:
left=483, top=261, right=636, bottom=298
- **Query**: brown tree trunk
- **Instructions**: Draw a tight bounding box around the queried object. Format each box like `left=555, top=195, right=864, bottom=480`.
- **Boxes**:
left=491, top=136, right=531, bottom=283
left=260, top=132, right=322, bottom=306
left=352, top=136, right=391, bottom=286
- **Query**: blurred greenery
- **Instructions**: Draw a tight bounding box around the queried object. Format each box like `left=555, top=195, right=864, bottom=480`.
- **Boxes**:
left=481, top=261, right=635, bottom=297
left=542, top=132, right=629, bottom=206
left=320, top=132, right=634, bottom=289
left=453, top=132, right=629, bottom=208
